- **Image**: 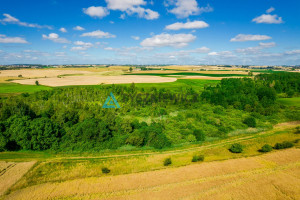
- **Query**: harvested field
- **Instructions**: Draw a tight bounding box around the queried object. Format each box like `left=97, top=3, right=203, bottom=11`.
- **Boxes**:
left=12, top=75, right=177, bottom=86
left=0, top=161, right=36, bottom=196
left=4, top=149, right=299, bottom=200
left=179, top=76, right=245, bottom=80
left=0, top=69, right=93, bottom=78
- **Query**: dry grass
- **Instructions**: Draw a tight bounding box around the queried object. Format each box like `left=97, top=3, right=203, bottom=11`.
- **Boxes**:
left=11, top=75, right=177, bottom=87
left=4, top=149, right=299, bottom=200
left=0, top=161, right=36, bottom=196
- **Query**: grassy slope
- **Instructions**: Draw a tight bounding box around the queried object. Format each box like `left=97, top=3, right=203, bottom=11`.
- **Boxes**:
left=0, top=83, right=51, bottom=95
left=2, top=122, right=299, bottom=194
left=278, top=97, right=300, bottom=107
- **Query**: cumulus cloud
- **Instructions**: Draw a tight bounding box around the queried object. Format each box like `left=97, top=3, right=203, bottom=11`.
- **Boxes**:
left=59, top=27, right=67, bottom=33
left=0, top=34, right=28, bottom=43
left=252, top=14, right=283, bottom=24
left=266, top=7, right=275, bottom=13
left=236, top=42, right=276, bottom=54
left=0, top=13, right=52, bottom=29
left=73, top=26, right=85, bottom=31
left=105, top=0, right=159, bottom=20
left=252, top=8, right=283, bottom=24
left=140, top=33, right=196, bottom=48
left=71, top=41, right=94, bottom=51
left=106, top=0, right=146, bottom=11
left=230, top=34, right=271, bottom=42
left=83, top=6, right=109, bottom=18
left=81, top=30, right=116, bottom=38
left=165, top=20, right=209, bottom=30
left=165, top=0, right=213, bottom=18
left=285, top=50, right=300, bottom=55
left=131, top=36, right=140, bottom=40
left=42, top=33, right=70, bottom=43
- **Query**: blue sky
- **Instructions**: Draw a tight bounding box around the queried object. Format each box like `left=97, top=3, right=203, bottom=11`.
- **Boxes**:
left=0, top=0, right=300, bottom=65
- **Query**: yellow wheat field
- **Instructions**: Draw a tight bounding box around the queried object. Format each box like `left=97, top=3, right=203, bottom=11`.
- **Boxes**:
left=12, top=75, right=177, bottom=86
left=0, top=161, right=36, bottom=196
left=3, top=149, right=300, bottom=200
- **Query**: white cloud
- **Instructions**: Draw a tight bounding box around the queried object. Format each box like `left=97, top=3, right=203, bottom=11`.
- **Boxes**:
left=81, top=30, right=116, bottom=38
left=83, top=6, right=109, bottom=18
left=208, top=52, right=218, bottom=56
left=140, top=33, right=196, bottom=48
left=59, top=27, right=67, bottom=33
left=258, top=42, right=276, bottom=48
left=252, top=14, right=283, bottom=24
left=106, top=0, right=146, bottom=11
left=236, top=42, right=276, bottom=54
left=165, top=0, right=213, bottom=18
left=73, top=26, right=85, bottom=31
left=266, top=7, right=275, bottom=13
left=285, top=50, right=300, bottom=55
left=71, top=46, right=88, bottom=51
left=42, top=33, right=70, bottom=43
left=0, top=13, right=52, bottom=29
left=131, top=36, right=140, bottom=40
left=0, top=34, right=28, bottom=43
left=230, top=34, right=271, bottom=42
left=105, top=0, right=159, bottom=20
left=165, top=20, right=209, bottom=30
left=71, top=41, right=94, bottom=51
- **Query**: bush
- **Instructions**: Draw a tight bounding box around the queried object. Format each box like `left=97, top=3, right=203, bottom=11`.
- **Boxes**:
left=296, top=126, right=300, bottom=134
left=243, top=117, right=256, bottom=127
left=192, top=154, right=204, bottom=162
left=229, top=143, right=243, bottom=153
left=163, top=157, right=172, bottom=166
left=193, top=129, right=205, bottom=141
left=260, top=144, right=273, bottom=152
left=274, top=141, right=294, bottom=149
left=35, top=80, right=39, bottom=86
left=101, top=167, right=111, bottom=174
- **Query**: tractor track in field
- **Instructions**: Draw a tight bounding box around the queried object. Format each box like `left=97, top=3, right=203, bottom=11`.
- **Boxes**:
left=0, top=164, right=16, bottom=177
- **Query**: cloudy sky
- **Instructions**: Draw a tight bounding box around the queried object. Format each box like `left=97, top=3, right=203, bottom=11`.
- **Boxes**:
left=0, top=0, right=300, bottom=65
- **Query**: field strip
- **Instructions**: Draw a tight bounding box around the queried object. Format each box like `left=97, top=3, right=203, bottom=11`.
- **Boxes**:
left=53, top=121, right=300, bottom=161
left=0, top=161, right=36, bottom=196
left=4, top=149, right=300, bottom=200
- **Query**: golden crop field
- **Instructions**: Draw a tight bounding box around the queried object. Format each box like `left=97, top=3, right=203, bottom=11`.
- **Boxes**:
left=12, top=75, right=177, bottom=86
left=0, top=161, right=36, bottom=196
left=1, top=122, right=298, bottom=200
left=3, top=149, right=299, bottom=200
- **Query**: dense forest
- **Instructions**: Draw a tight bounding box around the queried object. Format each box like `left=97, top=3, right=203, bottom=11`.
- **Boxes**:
left=0, top=72, right=299, bottom=152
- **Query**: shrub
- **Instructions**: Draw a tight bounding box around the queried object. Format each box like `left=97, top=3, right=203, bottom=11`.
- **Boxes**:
left=243, top=117, right=256, bottom=127
left=192, top=154, right=204, bottom=162
left=260, top=144, right=273, bottom=152
left=186, top=134, right=196, bottom=142
left=35, top=80, right=39, bottom=86
left=163, top=157, right=172, bottom=166
left=274, top=141, right=294, bottom=149
left=193, top=129, right=205, bottom=141
left=101, top=167, right=110, bottom=174
left=229, top=143, right=243, bottom=153
left=296, top=126, right=300, bottom=134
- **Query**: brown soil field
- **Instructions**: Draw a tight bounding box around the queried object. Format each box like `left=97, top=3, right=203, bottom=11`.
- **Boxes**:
left=3, top=149, right=299, bottom=200
left=0, top=161, right=36, bottom=196
left=12, top=75, right=177, bottom=86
